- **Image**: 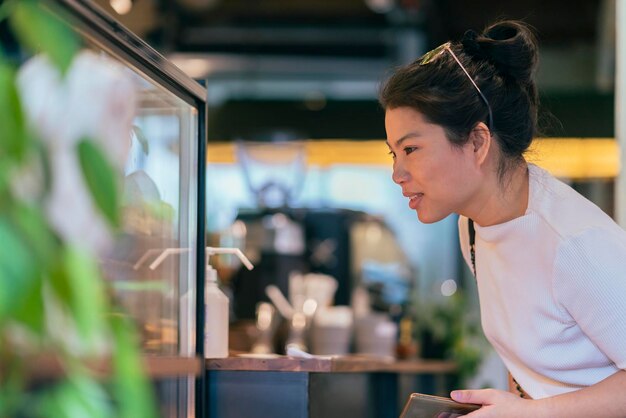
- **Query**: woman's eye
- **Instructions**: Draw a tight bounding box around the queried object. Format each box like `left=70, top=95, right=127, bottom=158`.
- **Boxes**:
left=387, top=150, right=396, bottom=159
left=404, top=146, right=418, bottom=155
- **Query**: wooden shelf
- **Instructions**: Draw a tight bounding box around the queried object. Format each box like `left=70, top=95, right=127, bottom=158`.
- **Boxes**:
left=140, top=355, right=203, bottom=378
left=13, top=354, right=202, bottom=382
left=206, top=354, right=456, bottom=374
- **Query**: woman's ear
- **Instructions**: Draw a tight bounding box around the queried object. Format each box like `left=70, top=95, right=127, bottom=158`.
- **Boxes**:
left=469, top=122, right=492, bottom=166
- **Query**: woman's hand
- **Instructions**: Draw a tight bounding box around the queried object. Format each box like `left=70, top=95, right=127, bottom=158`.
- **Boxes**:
left=451, top=371, right=626, bottom=418
left=450, top=389, right=538, bottom=418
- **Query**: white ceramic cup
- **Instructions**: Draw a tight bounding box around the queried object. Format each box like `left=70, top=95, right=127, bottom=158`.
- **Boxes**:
left=355, top=313, right=398, bottom=358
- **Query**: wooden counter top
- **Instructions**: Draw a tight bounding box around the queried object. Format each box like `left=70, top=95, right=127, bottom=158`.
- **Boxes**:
left=13, top=354, right=202, bottom=382
left=206, top=354, right=456, bottom=374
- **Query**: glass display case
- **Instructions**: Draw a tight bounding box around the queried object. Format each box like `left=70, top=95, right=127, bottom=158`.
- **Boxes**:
left=47, top=0, right=207, bottom=416
left=105, top=64, right=200, bottom=358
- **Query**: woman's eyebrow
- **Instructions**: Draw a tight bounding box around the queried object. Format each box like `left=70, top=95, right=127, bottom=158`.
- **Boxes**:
left=386, top=132, right=422, bottom=149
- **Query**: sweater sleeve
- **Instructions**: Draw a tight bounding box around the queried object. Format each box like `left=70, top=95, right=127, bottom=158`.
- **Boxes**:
left=553, top=227, right=626, bottom=370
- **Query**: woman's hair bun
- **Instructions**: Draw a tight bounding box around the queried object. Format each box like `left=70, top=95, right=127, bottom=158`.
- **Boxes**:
left=461, top=29, right=484, bottom=58
left=462, top=20, right=538, bottom=85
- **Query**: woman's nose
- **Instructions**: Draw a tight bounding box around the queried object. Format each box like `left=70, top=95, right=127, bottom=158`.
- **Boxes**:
left=392, top=162, right=409, bottom=185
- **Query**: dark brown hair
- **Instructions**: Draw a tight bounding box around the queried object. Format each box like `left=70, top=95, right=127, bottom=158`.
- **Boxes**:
left=379, top=20, right=539, bottom=180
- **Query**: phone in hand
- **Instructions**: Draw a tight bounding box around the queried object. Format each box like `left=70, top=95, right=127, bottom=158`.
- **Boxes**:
left=399, top=393, right=480, bottom=418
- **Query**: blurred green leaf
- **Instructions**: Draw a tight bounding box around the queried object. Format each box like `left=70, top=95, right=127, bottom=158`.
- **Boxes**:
left=39, top=375, right=112, bottom=418
left=0, top=1, right=14, bottom=23
left=0, top=360, right=26, bottom=417
left=11, top=272, right=44, bottom=334
left=110, top=315, right=158, bottom=418
left=11, top=203, right=57, bottom=270
left=0, top=160, right=12, bottom=202
left=62, top=246, right=108, bottom=346
left=10, top=206, right=58, bottom=333
left=48, top=256, right=73, bottom=312
left=0, top=217, right=38, bottom=322
left=0, top=62, right=29, bottom=162
left=77, top=138, right=120, bottom=227
left=0, top=0, right=8, bottom=62
left=10, top=0, right=78, bottom=74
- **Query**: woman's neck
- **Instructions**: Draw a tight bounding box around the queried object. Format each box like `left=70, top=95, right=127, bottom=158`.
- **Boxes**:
left=471, top=162, right=530, bottom=227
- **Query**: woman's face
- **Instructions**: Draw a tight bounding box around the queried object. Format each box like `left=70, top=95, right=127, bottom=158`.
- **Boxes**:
left=385, top=107, right=477, bottom=223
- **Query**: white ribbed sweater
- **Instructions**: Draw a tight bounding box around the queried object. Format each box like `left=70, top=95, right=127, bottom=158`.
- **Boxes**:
left=459, top=164, right=626, bottom=399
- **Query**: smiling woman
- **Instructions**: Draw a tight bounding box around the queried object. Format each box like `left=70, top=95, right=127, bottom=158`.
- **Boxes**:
left=379, top=19, right=626, bottom=418
left=385, top=107, right=480, bottom=224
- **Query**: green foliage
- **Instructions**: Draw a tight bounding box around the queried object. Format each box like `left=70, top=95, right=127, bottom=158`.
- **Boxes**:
left=11, top=203, right=58, bottom=269
left=0, top=217, right=40, bottom=322
left=77, top=139, right=121, bottom=227
left=38, top=374, right=114, bottom=418
left=0, top=1, right=158, bottom=417
left=0, top=62, right=29, bottom=162
left=110, top=315, right=159, bottom=418
left=11, top=272, right=45, bottom=334
left=10, top=0, right=79, bottom=74
left=0, top=361, right=27, bottom=416
left=412, top=290, right=487, bottom=385
left=61, top=247, right=109, bottom=345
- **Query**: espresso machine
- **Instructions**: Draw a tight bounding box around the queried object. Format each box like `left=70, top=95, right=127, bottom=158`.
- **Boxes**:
left=231, top=207, right=370, bottom=320
left=226, top=140, right=412, bottom=328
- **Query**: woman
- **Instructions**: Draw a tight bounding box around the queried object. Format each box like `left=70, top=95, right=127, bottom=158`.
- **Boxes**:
left=380, top=20, right=626, bottom=417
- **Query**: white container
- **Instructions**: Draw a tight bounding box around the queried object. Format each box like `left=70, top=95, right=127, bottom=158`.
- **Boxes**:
left=355, top=313, right=398, bottom=358
left=204, top=247, right=254, bottom=359
left=204, top=264, right=229, bottom=358
left=310, top=306, right=353, bottom=355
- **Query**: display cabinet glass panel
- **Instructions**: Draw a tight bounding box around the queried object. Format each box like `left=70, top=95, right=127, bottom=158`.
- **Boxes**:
left=46, top=1, right=207, bottom=416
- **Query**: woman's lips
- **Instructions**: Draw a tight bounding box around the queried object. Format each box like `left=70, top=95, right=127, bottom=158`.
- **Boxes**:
left=408, top=193, right=424, bottom=210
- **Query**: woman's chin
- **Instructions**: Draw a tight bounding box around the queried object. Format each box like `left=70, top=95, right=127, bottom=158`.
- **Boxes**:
left=416, top=210, right=448, bottom=224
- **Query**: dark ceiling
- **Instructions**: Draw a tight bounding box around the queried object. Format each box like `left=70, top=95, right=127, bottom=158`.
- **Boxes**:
left=148, top=0, right=604, bottom=57
left=422, top=0, right=602, bottom=45
left=89, top=0, right=613, bottom=141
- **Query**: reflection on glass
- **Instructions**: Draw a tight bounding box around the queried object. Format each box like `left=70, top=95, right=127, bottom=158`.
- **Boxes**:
left=100, top=56, right=198, bottom=357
